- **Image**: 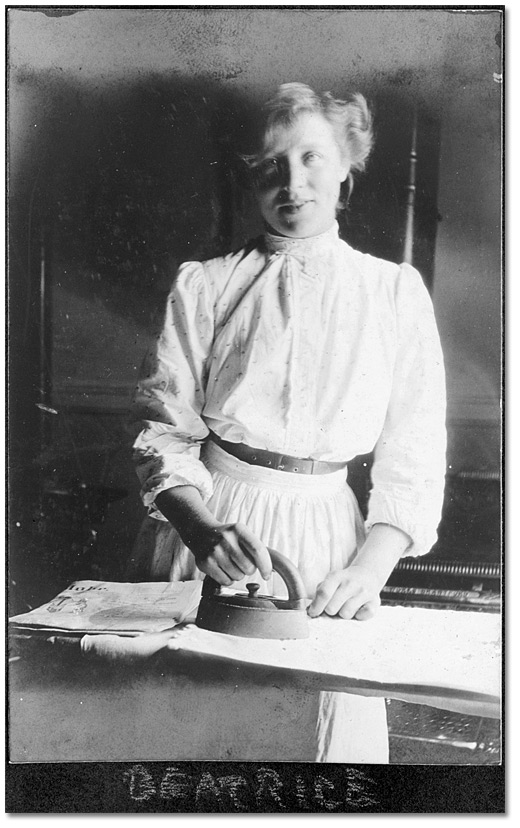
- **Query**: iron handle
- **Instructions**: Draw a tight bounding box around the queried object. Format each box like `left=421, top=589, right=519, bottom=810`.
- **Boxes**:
left=201, top=547, right=307, bottom=603
left=266, top=548, right=306, bottom=601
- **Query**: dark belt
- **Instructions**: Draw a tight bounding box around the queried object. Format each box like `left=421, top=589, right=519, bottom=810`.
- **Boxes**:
left=209, top=431, right=347, bottom=475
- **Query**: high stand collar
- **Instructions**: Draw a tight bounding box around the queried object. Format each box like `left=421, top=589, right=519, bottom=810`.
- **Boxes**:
left=264, top=221, right=340, bottom=258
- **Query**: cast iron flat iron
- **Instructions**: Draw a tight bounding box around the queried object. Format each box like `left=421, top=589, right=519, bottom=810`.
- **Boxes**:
left=195, top=548, right=309, bottom=639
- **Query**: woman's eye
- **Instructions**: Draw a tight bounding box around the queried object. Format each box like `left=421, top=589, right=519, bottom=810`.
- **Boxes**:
left=251, top=159, right=280, bottom=189
left=255, top=158, right=279, bottom=177
left=305, top=152, right=321, bottom=163
left=254, top=158, right=280, bottom=185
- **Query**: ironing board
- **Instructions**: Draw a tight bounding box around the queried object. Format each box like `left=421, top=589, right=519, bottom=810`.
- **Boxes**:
left=9, top=580, right=501, bottom=762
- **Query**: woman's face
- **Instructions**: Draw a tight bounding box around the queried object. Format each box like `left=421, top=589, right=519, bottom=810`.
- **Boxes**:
left=253, top=111, right=350, bottom=238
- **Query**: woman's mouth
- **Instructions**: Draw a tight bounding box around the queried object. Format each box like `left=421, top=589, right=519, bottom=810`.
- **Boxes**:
left=279, top=201, right=310, bottom=213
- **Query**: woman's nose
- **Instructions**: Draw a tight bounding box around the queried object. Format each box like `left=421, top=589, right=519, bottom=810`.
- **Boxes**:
left=282, top=159, right=306, bottom=191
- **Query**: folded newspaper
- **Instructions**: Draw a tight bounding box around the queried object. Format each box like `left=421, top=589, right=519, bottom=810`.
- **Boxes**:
left=9, top=580, right=203, bottom=636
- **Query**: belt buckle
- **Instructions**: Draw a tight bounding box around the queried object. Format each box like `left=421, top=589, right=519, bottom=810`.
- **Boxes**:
left=275, top=454, right=287, bottom=471
left=275, top=454, right=310, bottom=474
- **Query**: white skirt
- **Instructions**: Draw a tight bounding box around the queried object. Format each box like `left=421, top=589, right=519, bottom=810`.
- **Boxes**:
left=146, top=441, right=389, bottom=763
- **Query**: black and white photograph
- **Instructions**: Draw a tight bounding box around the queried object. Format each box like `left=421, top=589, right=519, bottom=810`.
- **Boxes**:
left=6, top=5, right=504, bottom=813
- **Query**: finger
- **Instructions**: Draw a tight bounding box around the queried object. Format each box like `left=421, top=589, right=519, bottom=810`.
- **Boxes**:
left=211, top=546, right=248, bottom=582
left=225, top=545, right=256, bottom=577
left=233, top=524, right=272, bottom=581
left=338, top=597, right=363, bottom=620
left=217, top=533, right=257, bottom=577
left=320, top=578, right=365, bottom=616
left=338, top=594, right=380, bottom=620
left=354, top=600, right=380, bottom=621
left=199, top=558, right=234, bottom=587
left=219, top=559, right=247, bottom=582
left=307, top=574, right=343, bottom=617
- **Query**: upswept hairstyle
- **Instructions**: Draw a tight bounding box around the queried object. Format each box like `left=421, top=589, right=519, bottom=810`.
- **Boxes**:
left=254, top=82, right=373, bottom=174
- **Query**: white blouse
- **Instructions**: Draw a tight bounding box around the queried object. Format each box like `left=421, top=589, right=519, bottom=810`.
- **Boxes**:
left=132, top=222, right=446, bottom=557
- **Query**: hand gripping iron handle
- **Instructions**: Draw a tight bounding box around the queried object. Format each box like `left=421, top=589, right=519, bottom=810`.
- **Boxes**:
left=201, top=547, right=307, bottom=606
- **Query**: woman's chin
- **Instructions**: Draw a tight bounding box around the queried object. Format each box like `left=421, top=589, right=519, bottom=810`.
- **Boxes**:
left=267, top=215, right=335, bottom=239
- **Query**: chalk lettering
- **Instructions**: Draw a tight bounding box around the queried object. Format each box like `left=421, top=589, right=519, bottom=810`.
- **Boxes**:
left=195, top=772, right=223, bottom=810
left=218, top=775, right=249, bottom=812
left=159, top=765, right=192, bottom=803
left=314, top=775, right=340, bottom=811
left=120, top=763, right=380, bottom=812
left=342, top=769, right=379, bottom=809
left=254, top=768, right=286, bottom=811
left=294, top=775, right=311, bottom=810
left=123, top=764, right=156, bottom=802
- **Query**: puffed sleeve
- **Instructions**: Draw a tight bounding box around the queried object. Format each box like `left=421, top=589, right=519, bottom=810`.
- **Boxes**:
left=366, top=263, right=447, bottom=556
left=131, top=261, right=215, bottom=520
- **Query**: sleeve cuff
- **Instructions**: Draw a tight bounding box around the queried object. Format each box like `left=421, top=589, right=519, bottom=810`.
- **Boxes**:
left=366, top=487, right=442, bottom=558
left=139, top=454, right=214, bottom=521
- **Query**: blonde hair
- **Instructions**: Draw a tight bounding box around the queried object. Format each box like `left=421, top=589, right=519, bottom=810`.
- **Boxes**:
left=243, top=82, right=373, bottom=176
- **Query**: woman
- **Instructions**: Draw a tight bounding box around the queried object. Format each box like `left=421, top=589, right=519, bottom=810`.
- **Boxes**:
left=131, top=83, right=446, bottom=762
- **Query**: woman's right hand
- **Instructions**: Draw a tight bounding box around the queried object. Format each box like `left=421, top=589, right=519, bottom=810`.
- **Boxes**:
left=187, top=521, right=273, bottom=586
left=155, top=486, right=272, bottom=586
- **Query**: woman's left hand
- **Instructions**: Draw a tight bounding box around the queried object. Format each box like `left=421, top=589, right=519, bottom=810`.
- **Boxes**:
left=307, top=523, right=411, bottom=621
left=307, top=564, right=382, bottom=621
